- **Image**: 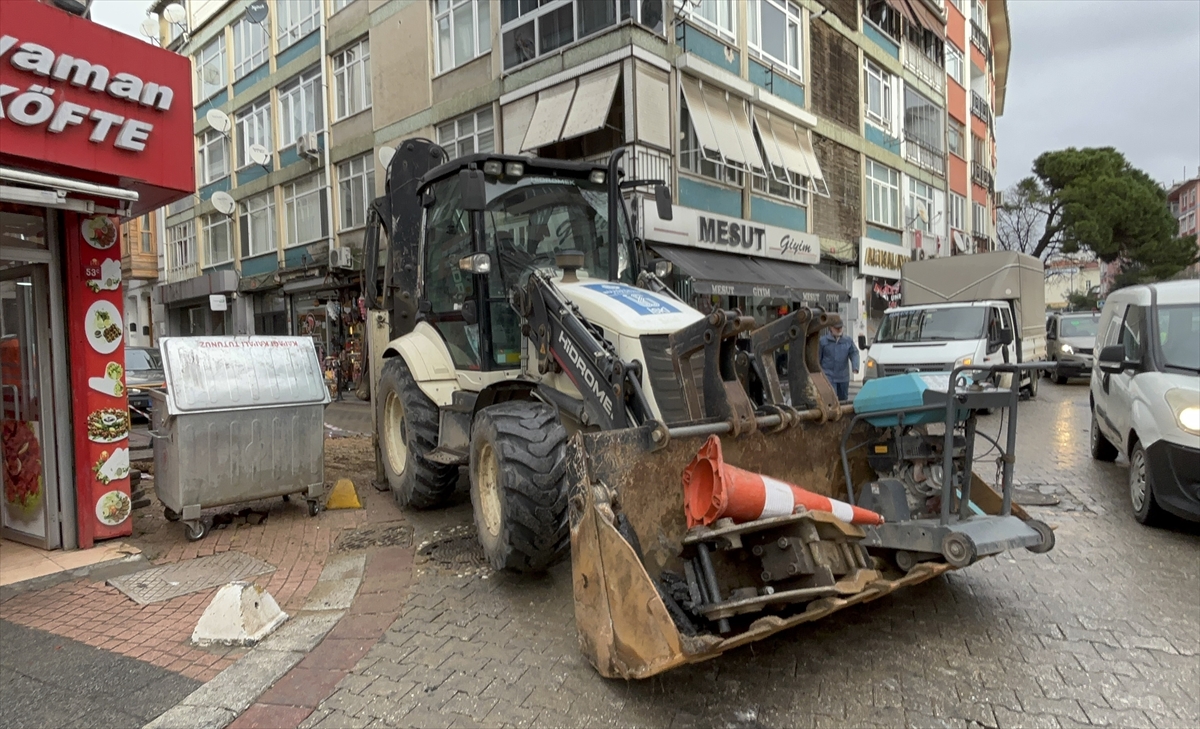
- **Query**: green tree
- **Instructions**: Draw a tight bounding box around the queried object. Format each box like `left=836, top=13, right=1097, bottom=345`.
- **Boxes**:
left=1065, top=288, right=1100, bottom=311
left=1003, top=148, right=1197, bottom=283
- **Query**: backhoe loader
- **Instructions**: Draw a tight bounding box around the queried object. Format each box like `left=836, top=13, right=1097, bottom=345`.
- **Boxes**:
left=362, top=139, right=1055, bottom=679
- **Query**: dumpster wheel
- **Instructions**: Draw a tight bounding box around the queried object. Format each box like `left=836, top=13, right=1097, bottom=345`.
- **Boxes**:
left=185, top=520, right=207, bottom=542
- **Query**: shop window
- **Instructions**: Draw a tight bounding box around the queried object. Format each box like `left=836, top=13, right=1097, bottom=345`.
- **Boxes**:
left=202, top=214, right=233, bottom=266
left=435, top=0, right=492, bottom=74
left=198, top=129, right=229, bottom=184
left=239, top=191, right=276, bottom=258
left=254, top=292, right=288, bottom=335
left=278, top=0, right=321, bottom=51
left=337, top=154, right=375, bottom=231
left=196, top=35, right=226, bottom=101
left=236, top=97, right=272, bottom=169
left=865, top=158, right=900, bottom=229
left=437, top=107, right=495, bottom=160
left=333, top=38, right=372, bottom=121
left=747, top=0, right=802, bottom=77
left=232, top=14, right=269, bottom=81
left=284, top=175, right=328, bottom=247
left=278, top=67, right=323, bottom=149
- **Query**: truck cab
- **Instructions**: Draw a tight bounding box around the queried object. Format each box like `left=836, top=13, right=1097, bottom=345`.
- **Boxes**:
left=860, top=301, right=1017, bottom=380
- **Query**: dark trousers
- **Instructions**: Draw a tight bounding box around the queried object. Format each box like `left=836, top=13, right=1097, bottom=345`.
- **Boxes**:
left=831, top=380, right=849, bottom=401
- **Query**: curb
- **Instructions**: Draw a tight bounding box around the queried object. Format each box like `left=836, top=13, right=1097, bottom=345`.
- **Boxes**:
left=0, top=553, right=147, bottom=604
left=143, top=552, right=369, bottom=729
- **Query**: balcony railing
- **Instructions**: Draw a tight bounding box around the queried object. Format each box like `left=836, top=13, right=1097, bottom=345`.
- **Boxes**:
left=586, top=143, right=673, bottom=186
left=903, top=133, right=946, bottom=176
left=971, top=91, right=992, bottom=126
left=971, top=161, right=994, bottom=192
left=903, top=41, right=945, bottom=93
left=164, top=260, right=200, bottom=284
left=970, top=20, right=989, bottom=52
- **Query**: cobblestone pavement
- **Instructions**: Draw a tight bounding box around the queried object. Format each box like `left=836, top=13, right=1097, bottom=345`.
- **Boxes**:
left=300, top=381, right=1199, bottom=729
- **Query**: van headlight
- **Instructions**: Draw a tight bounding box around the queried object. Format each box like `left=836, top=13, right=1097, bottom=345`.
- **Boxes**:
left=1165, top=389, right=1200, bottom=435
left=954, top=355, right=973, bottom=369
left=864, top=357, right=878, bottom=379
left=1060, top=344, right=1074, bottom=356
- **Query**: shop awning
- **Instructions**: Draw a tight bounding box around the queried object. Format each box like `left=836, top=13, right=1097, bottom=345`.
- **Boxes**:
left=652, top=244, right=848, bottom=308
left=520, top=65, right=622, bottom=152
left=751, top=110, right=826, bottom=194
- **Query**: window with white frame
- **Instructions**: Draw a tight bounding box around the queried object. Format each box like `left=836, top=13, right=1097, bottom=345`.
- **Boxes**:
left=948, top=192, right=966, bottom=231
left=864, top=59, right=894, bottom=134
left=435, top=0, right=492, bottom=74
left=235, top=97, right=272, bottom=168
left=198, top=129, right=229, bottom=184
left=903, top=86, right=944, bottom=159
left=865, top=159, right=900, bottom=229
left=501, top=1, right=665, bottom=70
left=332, top=0, right=356, bottom=12
left=202, top=213, right=233, bottom=265
left=239, top=191, right=276, bottom=258
left=437, top=107, right=494, bottom=160
left=232, top=14, right=269, bottom=80
left=907, top=179, right=934, bottom=232
left=333, top=38, right=372, bottom=120
left=278, top=68, right=324, bottom=148
left=945, top=43, right=965, bottom=87
left=747, top=0, right=802, bottom=76
left=337, top=154, right=375, bottom=230
left=950, top=0, right=964, bottom=11
left=167, top=221, right=195, bottom=270
left=947, top=118, right=965, bottom=158
left=283, top=175, right=326, bottom=247
left=278, top=0, right=321, bottom=50
left=196, top=35, right=226, bottom=100
left=972, top=200, right=988, bottom=235
left=674, top=0, right=735, bottom=41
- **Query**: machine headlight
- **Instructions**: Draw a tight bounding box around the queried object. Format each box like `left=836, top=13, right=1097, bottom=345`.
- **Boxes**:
left=504, top=161, right=525, bottom=178
left=589, top=170, right=606, bottom=185
left=1165, top=389, right=1200, bottom=435
left=1060, top=344, right=1074, bottom=356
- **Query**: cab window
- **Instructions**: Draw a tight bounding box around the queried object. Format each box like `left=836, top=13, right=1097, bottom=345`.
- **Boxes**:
left=422, top=176, right=481, bottom=370
left=1118, top=305, right=1144, bottom=362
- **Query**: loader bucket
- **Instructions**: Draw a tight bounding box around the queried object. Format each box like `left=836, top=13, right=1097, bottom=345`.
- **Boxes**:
left=565, top=417, right=1031, bottom=680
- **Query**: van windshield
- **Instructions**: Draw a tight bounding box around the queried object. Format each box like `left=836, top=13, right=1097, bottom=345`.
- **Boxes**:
left=1059, top=314, right=1099, bottom=338
left=1157, top=304, right=1200, bottom=372
left=876, top=307, right=987, bottom=343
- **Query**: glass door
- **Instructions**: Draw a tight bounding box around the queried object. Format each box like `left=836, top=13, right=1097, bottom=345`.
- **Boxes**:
left=1, top=264, right=61, bottom=548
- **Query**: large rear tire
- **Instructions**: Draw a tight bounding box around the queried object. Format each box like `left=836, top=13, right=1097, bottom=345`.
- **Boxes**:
left=376, top=358, right=457, bottom=509
left=469, top=401, right=570, bottom=573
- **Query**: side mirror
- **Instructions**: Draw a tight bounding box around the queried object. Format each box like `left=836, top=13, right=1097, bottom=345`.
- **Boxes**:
left=461, top=298, right=477, bottom=326
left=1097, top=344, right=1133, bottom=375
left=460, top=169, right=486, bottom=212
left=857, top=334, right=868, bottom=350
left=654, top=185, right=673, bottom=221
left=997, top=327, right=1014, bottom=347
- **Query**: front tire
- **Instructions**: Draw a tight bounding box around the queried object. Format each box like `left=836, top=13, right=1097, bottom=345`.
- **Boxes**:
left=1025, top=371, right=1039, bottom=399
left=1129, top=441, right=1165, bottom=526
left=376, top=358, right=457, bottom=509
left=1089, top=408, right=1119, bottom=462
left=469, top=402, right=570, bottom=573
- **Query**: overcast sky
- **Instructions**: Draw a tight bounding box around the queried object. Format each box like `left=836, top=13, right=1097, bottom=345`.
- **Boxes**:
left=90, top=0, right=1200, bottom=189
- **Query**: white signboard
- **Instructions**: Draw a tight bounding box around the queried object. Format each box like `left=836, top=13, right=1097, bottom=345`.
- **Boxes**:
left=859, top=237, right=910, bottom=279
left=641, top=203, right=820, bottom=265
left=209, top=294, right=227, bottom=311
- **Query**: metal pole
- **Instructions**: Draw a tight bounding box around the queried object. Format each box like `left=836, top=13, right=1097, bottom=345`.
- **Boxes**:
left=667, top=404, right=856, bottom=439
left=940, top=370, right=959, bottom=526
left=958, top=414, right=977, bottom=520
left=1000, top=378, right=1019, bottom=515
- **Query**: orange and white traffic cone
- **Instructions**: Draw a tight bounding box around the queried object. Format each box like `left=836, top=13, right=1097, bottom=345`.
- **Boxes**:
left=682, top=435, right=885, bottom=528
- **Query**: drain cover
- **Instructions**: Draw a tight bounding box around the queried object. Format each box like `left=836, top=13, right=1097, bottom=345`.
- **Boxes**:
left=1013, top=489, right=1061, bottom=507
left=417, top=525, right=487, bottom=571
left=337, top=522, right=414, bottom=551
left=108, top=551, right=275, bottom=605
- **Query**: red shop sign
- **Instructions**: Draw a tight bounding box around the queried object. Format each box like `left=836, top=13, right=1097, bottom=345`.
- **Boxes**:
left=0, top=0, right=194, bottom=216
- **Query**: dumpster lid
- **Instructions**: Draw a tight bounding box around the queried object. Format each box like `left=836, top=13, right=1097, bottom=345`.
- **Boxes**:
left=159, top=336, right=331, bottom=415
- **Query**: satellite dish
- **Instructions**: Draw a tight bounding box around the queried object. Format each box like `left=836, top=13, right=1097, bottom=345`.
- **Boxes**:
left=378, top=146, right=396, bottom=168
left=245, top=0, right=269, bottom=24
left=248, top=144, right=270, bottom=166
left=211, top=191, right=235, bottom=216
left=162, top=3, right=186, bottom=24
left=205, top=109, right=231, bottom=134
left=918, top=207, right=929, bottom=224
left=139, top=15, right=159, bottom=39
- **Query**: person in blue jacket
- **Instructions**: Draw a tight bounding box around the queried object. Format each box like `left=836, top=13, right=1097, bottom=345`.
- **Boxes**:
left=819, top=322, right=859, bottom=402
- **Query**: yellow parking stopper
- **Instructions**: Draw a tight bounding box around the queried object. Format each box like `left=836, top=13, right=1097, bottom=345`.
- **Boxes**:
left=325, top=478, right=362, bottom=510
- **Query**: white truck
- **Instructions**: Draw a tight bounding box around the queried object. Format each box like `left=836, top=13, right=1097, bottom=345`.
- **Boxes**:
left=858, top=251, right=1046, bottom=397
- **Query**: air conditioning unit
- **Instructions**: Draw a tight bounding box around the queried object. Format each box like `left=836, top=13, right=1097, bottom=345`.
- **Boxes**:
left=330, top=247, right=354, bottom=269
left=296, top=132, right=320, bottom=160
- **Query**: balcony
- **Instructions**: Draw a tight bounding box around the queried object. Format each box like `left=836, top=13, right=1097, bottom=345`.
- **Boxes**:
left=971, top=161, right=994, bottom=192
left=164, top=261, right=200, bottom=284
left=586, top=143, right=673, bottom=186
left=903, top=133, right=946, bottom=176
left=903, top=40, right=945, bottom=93
left=971, top=91, right=992, bottom=126
left=970, top=20, right=989, bottom=52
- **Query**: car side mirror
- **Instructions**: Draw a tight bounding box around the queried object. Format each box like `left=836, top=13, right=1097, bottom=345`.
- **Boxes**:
left=460, top=169, right=487, bottom=212
left=654, top=185, right=673, bottom=221
left=857, top=334, right=868, bottom=350
left=1097, top=344, right=1135, bottom=374
left=997, top=327, right=1014, bottom=347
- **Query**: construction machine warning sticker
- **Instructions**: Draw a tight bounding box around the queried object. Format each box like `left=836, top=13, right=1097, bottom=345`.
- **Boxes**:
left=581, top=283, right=680, bottom=316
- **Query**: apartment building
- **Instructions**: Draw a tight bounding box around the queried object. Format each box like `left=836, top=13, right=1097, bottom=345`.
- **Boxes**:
left=118, top=212, right=160, bottom=348
left=152, top=0, right=371, bottom=384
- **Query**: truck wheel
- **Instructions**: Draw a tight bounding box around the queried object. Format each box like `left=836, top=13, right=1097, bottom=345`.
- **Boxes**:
left=1089, top=408, right=1119, bottom=462
left=1129, top=441, right=1165, bottom=526
left=376, top=358, right=457, bottom=509
left=469, top=401, right=570, bottom=573
left=1025, top=371, right=1039, bottom=399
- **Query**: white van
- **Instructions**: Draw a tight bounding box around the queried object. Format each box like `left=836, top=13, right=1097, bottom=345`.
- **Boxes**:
left=1090, top=280, right=1200, bottom=525
left=861, top=301, right=1023, bottom=382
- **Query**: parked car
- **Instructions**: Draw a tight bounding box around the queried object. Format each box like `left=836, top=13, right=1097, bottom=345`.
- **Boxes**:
left=1090, top=280, right=1200, bottom=525
left=126, top=346, right=164, bottom=422
left=1046, top=311, right=1101, bottom=383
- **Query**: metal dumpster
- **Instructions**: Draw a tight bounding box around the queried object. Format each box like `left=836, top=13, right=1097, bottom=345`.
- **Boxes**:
left=150, top=336, right=330, bottom=541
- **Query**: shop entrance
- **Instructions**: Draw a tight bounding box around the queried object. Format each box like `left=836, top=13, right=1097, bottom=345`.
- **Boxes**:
left=1, top=260, right=63, bottom=549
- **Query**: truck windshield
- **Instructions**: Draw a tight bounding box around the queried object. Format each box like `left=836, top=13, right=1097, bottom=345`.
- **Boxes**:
left=876, top=307, right=987, bottom=343
left=484, top=176, right=633, bottom=290
left=1157, top=304, right=1200, bottom=372
left=1059, top=315, right=1099, bottom=338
